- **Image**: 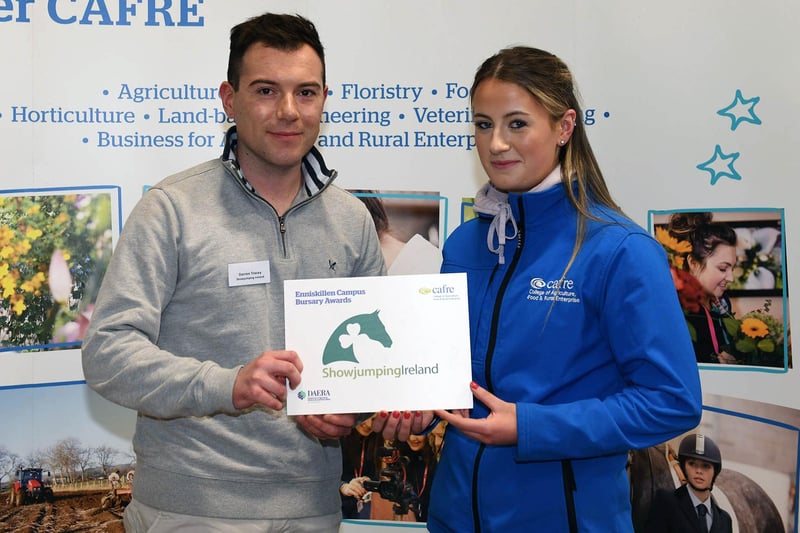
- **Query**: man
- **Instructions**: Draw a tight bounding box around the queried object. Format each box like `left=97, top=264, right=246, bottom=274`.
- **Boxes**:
left=82, top=13, right=385, bottom=532
left=644, top=434, right=733, bottom=533
left=107, top=470, right=120, bottom=489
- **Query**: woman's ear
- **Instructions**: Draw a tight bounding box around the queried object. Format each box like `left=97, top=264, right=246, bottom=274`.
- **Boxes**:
left=559, top=109, right=577, bottom=145
left=686, top=255, right=702, bottom=274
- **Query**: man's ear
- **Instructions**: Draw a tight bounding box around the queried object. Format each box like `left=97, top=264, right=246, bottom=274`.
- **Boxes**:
left=219, top=81, right=236, bottom=120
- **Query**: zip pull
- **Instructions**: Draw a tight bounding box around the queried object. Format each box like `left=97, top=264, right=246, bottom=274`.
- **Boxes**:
left=279, top=216, right=286, bottom=234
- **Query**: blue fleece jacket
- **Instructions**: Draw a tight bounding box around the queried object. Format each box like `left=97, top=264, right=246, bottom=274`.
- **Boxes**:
left=427, top=183, right=702, bottom=532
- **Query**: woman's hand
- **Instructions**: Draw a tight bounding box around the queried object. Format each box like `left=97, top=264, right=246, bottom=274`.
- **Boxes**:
left=436, top=382, right=517, bottom=445
left=371, top=410, right=435, bottom=441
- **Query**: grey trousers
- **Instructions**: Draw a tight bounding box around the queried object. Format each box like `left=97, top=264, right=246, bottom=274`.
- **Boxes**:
left=123, top=498, right=341, bottom=533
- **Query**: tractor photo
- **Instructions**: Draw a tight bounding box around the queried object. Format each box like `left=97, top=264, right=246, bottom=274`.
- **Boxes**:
left=8, top=467, right=55, bottom=506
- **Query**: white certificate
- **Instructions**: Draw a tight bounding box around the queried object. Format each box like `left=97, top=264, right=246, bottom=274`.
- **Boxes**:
left=284, top=273, right=473, bottom=415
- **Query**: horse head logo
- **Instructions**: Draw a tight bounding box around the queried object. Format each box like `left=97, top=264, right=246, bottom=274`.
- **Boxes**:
left=322, top=310, right=393, bottom=364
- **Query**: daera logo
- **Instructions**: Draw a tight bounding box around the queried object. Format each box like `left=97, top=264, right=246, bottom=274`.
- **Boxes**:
left=296, top=389, right=331, bottom=402
left=322, top=310, right=393, bottom=365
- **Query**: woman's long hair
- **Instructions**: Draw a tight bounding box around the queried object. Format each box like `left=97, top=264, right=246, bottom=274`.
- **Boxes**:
left=471, top=46, right=622, bottom=273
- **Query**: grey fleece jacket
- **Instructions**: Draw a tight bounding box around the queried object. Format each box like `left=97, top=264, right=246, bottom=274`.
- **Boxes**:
left=81, top=134, right=386, bottom=519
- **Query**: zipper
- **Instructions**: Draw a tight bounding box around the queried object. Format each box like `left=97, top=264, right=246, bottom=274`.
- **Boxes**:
left=471, top=196, right=526, bottom=532
left=224, top=160, right=335, bottom=259
left=562, top=460, right=578, bottom=533
left=471, top=446, right=485, bottom=531
left=278, top=215, right=287, bottom=256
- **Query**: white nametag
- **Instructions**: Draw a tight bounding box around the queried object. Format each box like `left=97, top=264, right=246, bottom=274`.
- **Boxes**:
left=228, top=260, right=270, bottom=287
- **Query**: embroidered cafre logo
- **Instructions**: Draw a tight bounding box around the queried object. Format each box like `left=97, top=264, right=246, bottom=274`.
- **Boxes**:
left=527, top=277, right=581, bottom=304
left=530, top=277, right=547, bottom=289
left=322, top=310, right=393, bottom=364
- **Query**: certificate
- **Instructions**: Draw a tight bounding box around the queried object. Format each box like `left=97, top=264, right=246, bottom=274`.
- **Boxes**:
left=284, top=273, right=473, bottom=415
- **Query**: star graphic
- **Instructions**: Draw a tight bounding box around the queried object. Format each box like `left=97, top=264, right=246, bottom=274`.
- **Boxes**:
left=696, top=145, right=742, bottom=185
left=717, top=89, right=762, bottom=131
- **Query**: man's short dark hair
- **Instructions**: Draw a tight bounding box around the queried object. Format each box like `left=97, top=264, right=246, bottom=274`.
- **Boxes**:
left=226, top=13, right=326, bottom=90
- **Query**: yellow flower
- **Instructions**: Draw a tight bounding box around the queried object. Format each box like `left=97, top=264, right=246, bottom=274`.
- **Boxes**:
left=1, top=275, right=17, bottom=298
left=9, top=293, right=26, bottom=315
left=25, top=227, right=43, bottom=240
left=55, top=212, right=69, bottom=225
left=0, top=245, right=13, bottom=259
left=0, top=225, right=13, bottom=246
left=15, top=239, right=31, bottom=255
left=27, top=204, right=41, bottom=215
left=31, top=271, right=46, bottom=289
left=655, top=227, right=692, bottom=254
left=740, top=317, right=769, bottom=339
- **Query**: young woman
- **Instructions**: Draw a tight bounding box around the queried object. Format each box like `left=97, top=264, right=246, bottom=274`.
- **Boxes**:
left=667, top=212, right=738, bottom=364
left=421, top=46, right=702, bottom=532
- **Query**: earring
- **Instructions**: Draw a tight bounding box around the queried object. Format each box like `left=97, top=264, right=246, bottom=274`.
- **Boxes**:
left=560, top=140, right=565, bottom=145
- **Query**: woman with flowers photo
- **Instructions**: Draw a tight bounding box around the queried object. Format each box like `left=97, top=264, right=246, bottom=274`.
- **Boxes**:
left=659, top=212, right=739, bottom=364
left=657, top=212, right=786, bottom=367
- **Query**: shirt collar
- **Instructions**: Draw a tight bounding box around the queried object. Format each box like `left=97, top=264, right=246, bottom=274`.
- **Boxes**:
left=221, top=126, right=335, bottom=199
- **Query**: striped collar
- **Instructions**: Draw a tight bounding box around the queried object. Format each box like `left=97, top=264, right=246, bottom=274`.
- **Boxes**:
left=221, top=126, right=336, bottom=198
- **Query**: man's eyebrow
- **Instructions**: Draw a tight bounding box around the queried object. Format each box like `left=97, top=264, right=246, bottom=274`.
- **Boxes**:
left=247, top=78, right=323, bottom=90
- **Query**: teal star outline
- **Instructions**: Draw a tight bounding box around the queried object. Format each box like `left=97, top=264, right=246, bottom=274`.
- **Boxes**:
left=696, top=144, right=742, bottom=185
left=717, top=89, right=761, bottom=131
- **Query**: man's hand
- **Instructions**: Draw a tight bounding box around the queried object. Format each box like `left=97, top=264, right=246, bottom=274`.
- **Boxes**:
left=295, top=413, right=360, bottom=440
left=232, top=350, right=303, bottom=411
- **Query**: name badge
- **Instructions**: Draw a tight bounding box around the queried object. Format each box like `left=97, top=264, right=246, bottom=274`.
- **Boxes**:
left=228, top=260, right=270, bottom=287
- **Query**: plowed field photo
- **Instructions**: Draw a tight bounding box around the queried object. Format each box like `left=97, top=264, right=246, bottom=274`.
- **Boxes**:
left=0, top=490, right=125, bottom=532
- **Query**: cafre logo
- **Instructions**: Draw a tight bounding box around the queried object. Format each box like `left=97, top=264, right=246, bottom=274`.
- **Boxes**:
left=530, top=277, right=546, bottom=289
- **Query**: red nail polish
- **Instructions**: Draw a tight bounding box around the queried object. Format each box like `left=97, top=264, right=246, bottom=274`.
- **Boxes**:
left=392, top=411, right=400, bottom=419
left=404, top=412, right=411, bottom=419
left=380, top=411, right=388, bottom=418
left=415, top=411, right=421, bottom=417
left=470, top=381, right=478, bottom=389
